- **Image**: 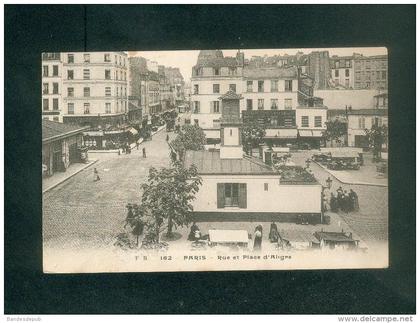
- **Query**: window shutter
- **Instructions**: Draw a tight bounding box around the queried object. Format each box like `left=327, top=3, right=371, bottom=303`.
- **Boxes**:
left=238, top=183, right=247, bottom=209
left=217, top=183, right=225, bottom=209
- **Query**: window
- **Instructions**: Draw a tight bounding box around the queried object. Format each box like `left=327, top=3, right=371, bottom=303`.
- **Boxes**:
left=67, top=54, right=74, bottom=63
left=335, top=70, right=339, bottom=77
left=229, top=84, right=236, bottom=93
left=67, top=103, right=74, bottom=114
left=53, top=98, right=59, bottom=110
left=247, top=80, right=253, bottom=92
left=271, top=80, right=278, bottom=92
left=52, top=83, right=59, bottom=94
left=116, top=87, right=119, bottom=96
left=52, top=65, right=59, bottom=76
left=217, top=183, right=247, bottom=208
left=335, top=61, right=339, bottom=68
left=67, top=70, right=74, bottom=80
left=258, top=80, right=264, bottom=92
left=115, top=55, right=118, bottom=64
left=193, top=84, right=199, bottom=94
left=83, top=69, right=90, bottom=80
left=314, top=116, right=322, bottom=127
left=284, top=98, right=292, bottom=110
left=84, top=103, right=90, bottom=114
left=212, top=101, right=220, bottom=113
left=258, top=99, right=264, bottom=110
left=83, top=87, right=90, bottom=97
left=224, top=183, right=239, bottom=207
left=105, top=69, right=111, bottom=80
left=193, top=101, right=200, bottom=113
left=104, top=53, right=111, bottom=62
left=345, top=79, right=349, bottom=88
left=213, top=84, right=220, bottom=93
left=246, top=99, right=253, bottom=111
left=301, top=116, right=309, bottom=127
left=105, top=87, right=111, bottom=96
left=285, top=80, right=293, bottom=92
left=270, top=99, right=278, bottom=110
left=43, top=99, right=49, bottom=110
left=264, top=183, right=268, bottom=191
left=382, top=71, right=387, bottom=80
left=83, top=53, right=90, bottom=63
left=345, top=69, right=350, bottom=77
left=67, top=87, right=74, bottom=97
left=105, top=103, right=111, bottom=114
left=345, top=60, right=351, bottom=68
left=358, top=117, right=365, bottom=129
left=214, top=68, right=220, bottom=76
left=43, top=65, right=48, bottom=77
left=42, top=83, right=49, bottom=94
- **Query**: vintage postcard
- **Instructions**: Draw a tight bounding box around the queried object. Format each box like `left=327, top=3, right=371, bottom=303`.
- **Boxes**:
left=42, top=48, right=388, bottom=273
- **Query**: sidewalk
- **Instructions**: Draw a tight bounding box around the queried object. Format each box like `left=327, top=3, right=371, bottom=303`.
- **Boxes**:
left=42, top=159, right=98, bottom=194
left=313, top=161, right=388, bottom=187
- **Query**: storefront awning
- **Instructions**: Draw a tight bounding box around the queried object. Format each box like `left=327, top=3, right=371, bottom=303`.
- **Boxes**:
left=298, top=130, right=313, bottom=137
left=265, top=128, right=298, bottom=139
left=311, top=130, right=324, bottom=137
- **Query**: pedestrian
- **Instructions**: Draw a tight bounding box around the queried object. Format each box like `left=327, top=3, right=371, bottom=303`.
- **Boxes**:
left=269, top=222, right=280, bottom=243
left=166, top=134, right=169, bottom=142
left=142, top=147, right=147, bottom=158
left=343, top=190, right=350, bottom=213
left=330, top=193, right=338, bottom=212
left=127, top=145, right=131, bottom=154
left=349, top=189, right=359, bottom=211
left=253, top=225, right=263, bottom=251
left=93, top=168, right=100, bottom=182
left=188, top=222, right=200, bottom=241
left=136, top=142, right=139, bottom=150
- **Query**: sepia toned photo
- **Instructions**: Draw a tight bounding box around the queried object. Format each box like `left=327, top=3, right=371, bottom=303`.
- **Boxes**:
left=42, top=48, right=388, bottom=273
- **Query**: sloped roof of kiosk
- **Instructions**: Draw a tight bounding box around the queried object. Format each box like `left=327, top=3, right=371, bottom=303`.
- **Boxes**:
left=184, top=150, right=276, bottom=175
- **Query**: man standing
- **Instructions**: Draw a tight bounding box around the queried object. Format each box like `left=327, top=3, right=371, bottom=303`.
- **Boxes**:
left=142, top=147, right=147, bottom=158
left=93, top=168, right=100, bottom=182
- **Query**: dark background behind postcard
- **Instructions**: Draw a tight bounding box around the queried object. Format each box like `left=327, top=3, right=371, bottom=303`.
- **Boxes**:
left=4, top=5, right=415, bottom=314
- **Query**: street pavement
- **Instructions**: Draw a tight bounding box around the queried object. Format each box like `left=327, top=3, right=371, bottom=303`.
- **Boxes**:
left=43, top=127, right=177, bottom=250
left=43, top=128, right=388, bottom=251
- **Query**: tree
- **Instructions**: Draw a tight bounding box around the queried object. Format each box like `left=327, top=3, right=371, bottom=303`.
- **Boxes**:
left=365, top=124, right=388, bottom=161
left=140, top=161, right=202, bottom=241
left=170, top=124, right=206, bottom=159
left=323, top=119, right=347, bottom=145
left=241, top=122, right=266, bottom=155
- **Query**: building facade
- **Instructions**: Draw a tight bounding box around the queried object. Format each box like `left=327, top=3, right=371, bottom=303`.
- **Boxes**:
left=330, top=55, right=354, bottom=89
left=190, top=50, right=327, bottom=148
left=347, top=109, right=388, bottom=148
left=42, top=53, right=63, bottom=122
left=61, top=52, right=129, bottom=128
left=353, top=54, right=388, bottom=90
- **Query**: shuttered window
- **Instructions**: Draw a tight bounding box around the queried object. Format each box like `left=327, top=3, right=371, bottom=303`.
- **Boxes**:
left=217, top=183, right=247, bottom=209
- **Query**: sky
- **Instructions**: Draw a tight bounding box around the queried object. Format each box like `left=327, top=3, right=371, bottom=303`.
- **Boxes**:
left=129, top=47, right=387, bottom=84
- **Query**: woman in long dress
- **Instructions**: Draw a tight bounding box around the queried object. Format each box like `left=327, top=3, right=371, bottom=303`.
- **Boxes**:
left=253, top=225, right=263, bottom=251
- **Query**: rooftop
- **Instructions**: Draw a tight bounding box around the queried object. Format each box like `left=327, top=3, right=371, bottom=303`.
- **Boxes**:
left=42, top=120, right=89, bottom=142
left=184, top=150, right=276, bottom=175
left=347, top=109, right=388, bottom=116
left=243, top=66, right=297, bottom=79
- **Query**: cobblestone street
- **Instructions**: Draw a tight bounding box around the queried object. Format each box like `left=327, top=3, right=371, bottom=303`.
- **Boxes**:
left=43, top=134, right=388, bottom=251
left=43, top=128, right=177, bottom=250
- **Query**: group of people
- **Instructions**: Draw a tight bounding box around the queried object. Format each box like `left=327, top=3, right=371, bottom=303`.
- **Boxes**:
left=328, top=187, right=359, bottom=213
left=119, top=143, right=132, bottom=155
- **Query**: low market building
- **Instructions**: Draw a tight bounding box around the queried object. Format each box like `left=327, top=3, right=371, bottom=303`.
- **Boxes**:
left=42, top=120, right=89, bottom=176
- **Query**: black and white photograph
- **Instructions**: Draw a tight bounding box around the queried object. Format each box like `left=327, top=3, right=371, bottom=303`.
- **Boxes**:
left=42, top=48, right=389, bottom=272
left=4, top=3, right=415, bottom=317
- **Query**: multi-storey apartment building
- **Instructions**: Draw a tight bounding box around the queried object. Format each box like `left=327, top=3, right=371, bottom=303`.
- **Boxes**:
left=191, top=50, right=327, bottom=148
left=190, top=50, right=244, bottom=142
left=42, top=53, right=63, bottom=122
left=353, top=54, right=388, bottom=90
left=61, top=51, right=128, bottom=127
left=330, top=55, right=354, bottom=89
